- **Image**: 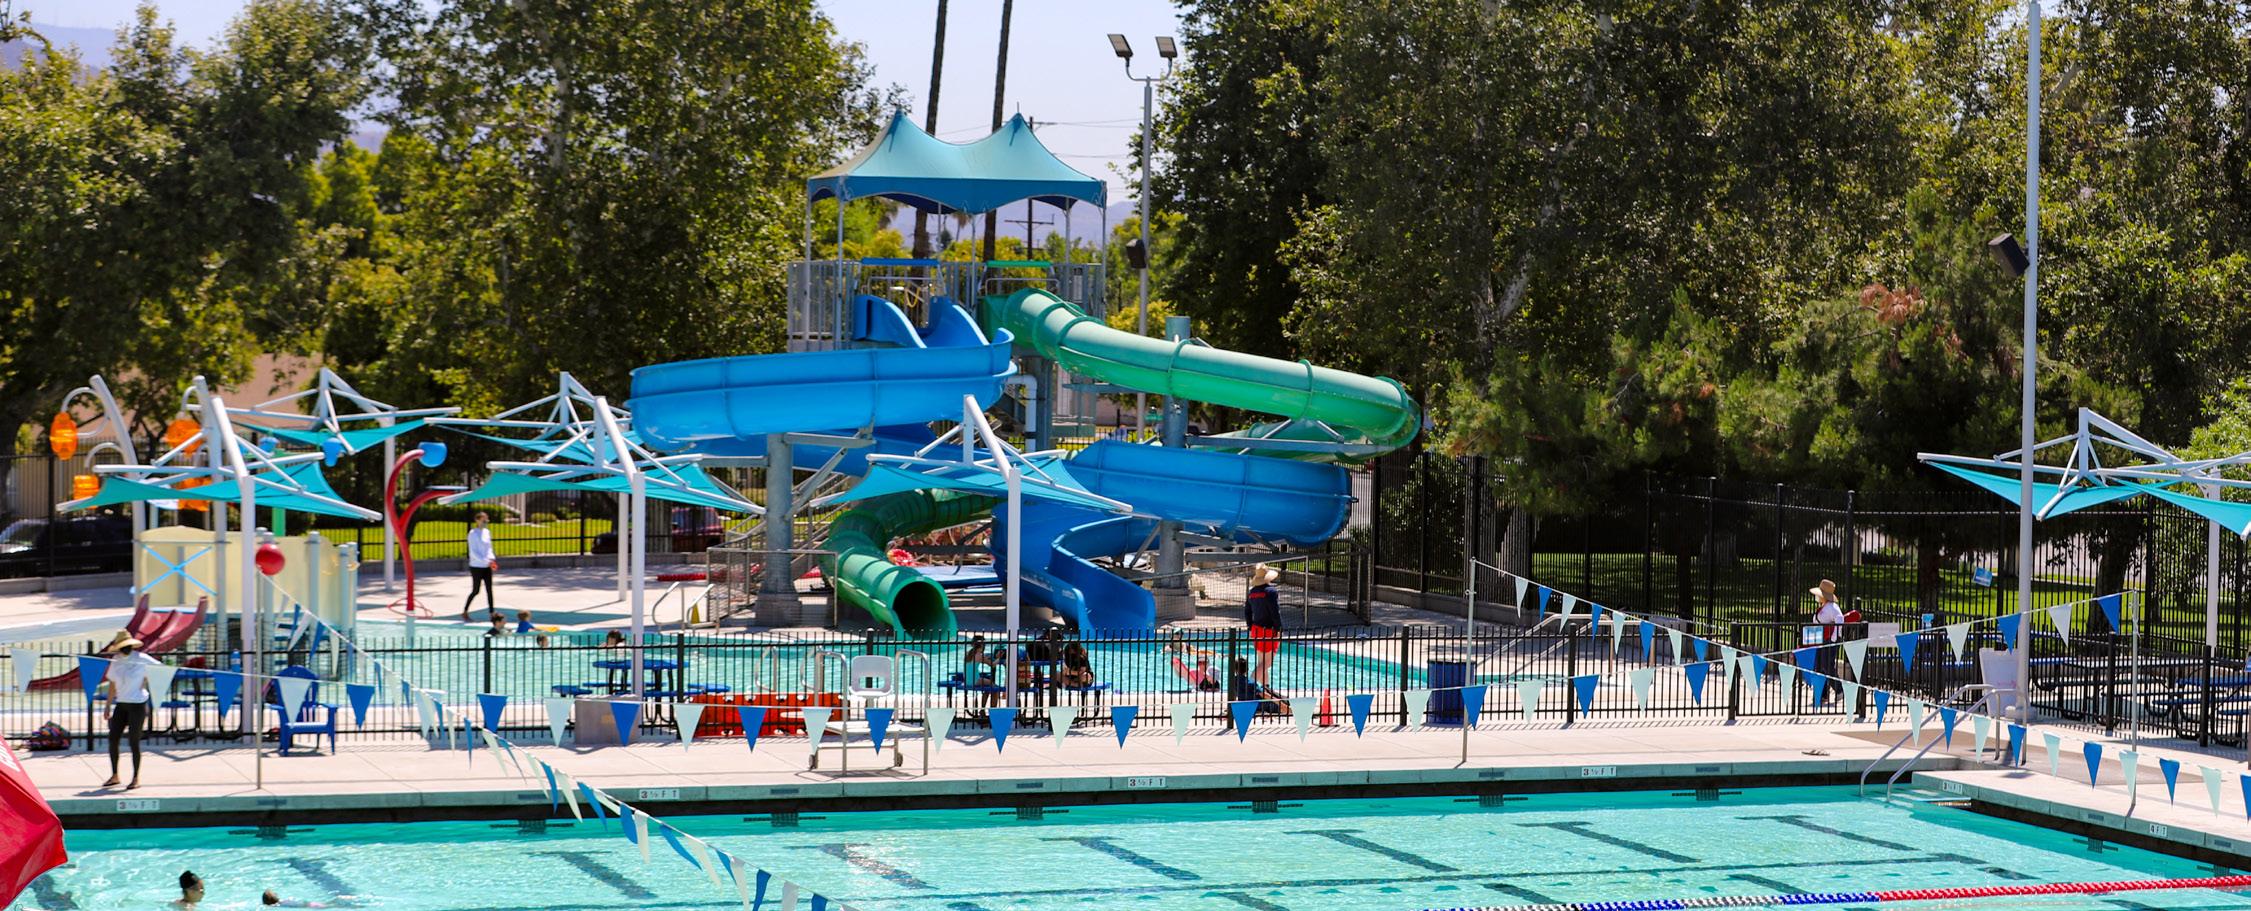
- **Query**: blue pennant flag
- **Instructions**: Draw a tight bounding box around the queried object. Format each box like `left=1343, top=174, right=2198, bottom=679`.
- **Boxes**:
left=214, top=670, right=243, bottom=714
left=740, top=706, right=769, bottom=752
left=1229, top=701, right=1257, bottom=741
left=2161, top=757, right=2181, bottom=801
left=1572, top=674, right=1599, bottom=713
left=866, top=707, right=894, bottom=752
left=754, top=869, right=771, bottom=909
left=1346, top=693, right=1373, bottom=735
left=1536, top=586, right=1553, bottom=617
left=2005, top=724, right=2025, bottom=765
left=76, top=657, right=109, bottom=703
left=1462, top=685, right=1489, bottom=729
left=810, top=896, right=828, bottom=911
left=658, top=823, right=699, bottom=869
left=1683, top=662, right=1710, bottom=703
left=1998, top=613, right=2022, bottom=650
left=543, top=763, right=562, bottom=812
left=989, top=707, right=1018, bottom=752
left=579, top=781, right=609, bottom=828
left=620, top=807, right=639, bottom=846
left=610, top=701, right=641, bottom=746
left=1804, top=672, right=1829, bottom=704
left=345, top=683, right=374, bottom=726
left=1938, top=707, right=1959, bottom=745
left=1111, top=705, right=1138, bottom=746
left=2085, top=742, right=2105, bottom=785
left=1898, top=630, right=1921, bottom=670
left=1873, top=690, right=1891, bottom=725
left=1793, top=647, right=1818, bottom=673
left=1691, top=637, right=1709, bottom=662
left=2242, top=775, right=2251, bottom=821
left=478, top=693, right=508, bottom=732
left=1588, top=603, right=1604, bottom=630
left=2098, top=594, right=2124, bottom=631
left=1639, top=621, right=1656, bottom=659
left=1749, top=654, right=1769, bottom=683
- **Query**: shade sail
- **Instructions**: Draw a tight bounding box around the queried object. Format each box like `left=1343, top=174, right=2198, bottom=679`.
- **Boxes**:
left=825, top=457, right=1122, bottom=513
left=69, top=462, right=367, bottom=519
left=448, top=464, right=756, bottom=513
left=806, top=111, right=1107, bottom=214
left=261, top=419, right=425, bottom=455
left=447, top=428, right=645, bottom=465
left=2138, top=484, right=2251, bottom=536
left=1928, top=462, right=2146, bottom=518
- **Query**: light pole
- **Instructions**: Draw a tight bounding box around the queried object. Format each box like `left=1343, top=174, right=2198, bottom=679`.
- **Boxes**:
left=1109, top=33, right=1176, bottom=440
left=1987, top=0, right=2042, bottom=729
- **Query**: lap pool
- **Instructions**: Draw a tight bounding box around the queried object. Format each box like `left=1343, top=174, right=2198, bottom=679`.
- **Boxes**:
left=25, top=786, right=2249, bottom=911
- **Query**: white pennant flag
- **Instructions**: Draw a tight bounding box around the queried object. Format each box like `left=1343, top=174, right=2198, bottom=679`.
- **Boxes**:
left=1720, top=647, right=1739, bottom=690
left=2119, top=749, right=2140, bottom=799
left=1840, top=681, right=1862, bottom=716
left=1560, top=593, right=1578, bottom=619
left=928, top=708, right=955, bottom=750
left=479, top=729, right=508, bottom=774
left=1628, top=668, right=1654, bottom=710
left=800, top=707, right=833, bottom=758
left=2202, top=766, right=2226, bottom=815
left=2047, top=603, right=2074, bottom=644
left=543, top=697, right=572, bottom=745
left=277, top=676, right=313, bottom=718
left=1972, top=715, right=1991, bottom=756
left=556, top=770, right=584, bottom=821
left=1908, top=699, right=1927, bottom=745
left=1170, top=703, right=1194, bottom=743
left=1050, top=705, right=1077, bottom=747
left=2043, top=732, right=2062, bottom=777
left=1945, top=622, right=1971, bottom=660
left=1842, top=639, right=1868, bottom=678
left=1404, top=689, right=1430, bottom=727
left=1513, top=576, right=1529, bottom=609
left=1777, top=664, right=1798, bottom=694
left=8, top=648, right=36, bottom=693
left=729, top=851, right=754, bottom=911
left=144, top=664, right=178, bottom=704
left=1289, top=698, right=1316, bottom=739
left=675, top=703, right=707, bottom=747
left=633, top=811, right=652, bottom=864
left=685, top=835, right=724, bottom=889
left=1666, top=628, right=1685, bottom=665
left=1608, top=616, right=1627, bottom=655
left=779, top=881, right=800, bottom=911
left=414, top=691, right=439, bottom=738
left=1739, top=655, right=1761, bottom=689
left=1517, top=679, right=1541, bottom=723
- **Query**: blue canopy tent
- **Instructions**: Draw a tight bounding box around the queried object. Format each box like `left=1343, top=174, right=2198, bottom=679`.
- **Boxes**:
left=808, top=111, right=1108, bottom=214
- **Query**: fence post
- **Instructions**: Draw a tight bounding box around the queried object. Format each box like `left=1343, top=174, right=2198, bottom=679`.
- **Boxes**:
left=1396, top=627, right=1410, bottom=724
left=1842, top=490, right=1856, bottom=616
left=1642, top=472, right=1655, bottom=616
left=579, top=503, right=588, bottom=556
left=1703, top=477, right=1718, bottom=622
left=1772, top=483, right=1786, bottom=624
left=1564, top=632, right=1578, bottom=726
left=482, top=636, right=494, bottom=695
left=1417, top=450, right=1430, bottom=595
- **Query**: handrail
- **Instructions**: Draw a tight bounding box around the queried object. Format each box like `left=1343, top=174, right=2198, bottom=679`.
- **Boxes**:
left=895, top=649, right=932, bottom=704
left=803, top=647, right=847, bottom=695
left=1859, top=692, right=1996, bottom=799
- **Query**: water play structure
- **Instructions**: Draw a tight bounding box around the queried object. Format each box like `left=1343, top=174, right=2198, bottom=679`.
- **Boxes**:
left=628, top=110, right=1419, bottom=639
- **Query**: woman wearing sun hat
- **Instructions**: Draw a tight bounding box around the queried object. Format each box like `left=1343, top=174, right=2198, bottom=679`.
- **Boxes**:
left=99, top=636, right=163, bottom=789
left=1245, top=564, right=1283, bottom=685
left=1810, top=579, right=1845, bottom=705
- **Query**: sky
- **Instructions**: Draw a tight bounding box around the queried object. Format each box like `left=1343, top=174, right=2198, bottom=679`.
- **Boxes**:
left=17, top=0, right=1190, bottom=201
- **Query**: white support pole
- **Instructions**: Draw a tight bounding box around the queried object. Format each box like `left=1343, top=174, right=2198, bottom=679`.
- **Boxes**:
left=382, top=434, right=397, bottom=591
left=2014, top=0, right=2041, bottom=724
left=615, top=493, right=629, bottom=602
left=2205, top=481, right=2222, bottom=652
left=1005, top=459, right=1022, bottom=710
left=629, top=477, right=647, bottom=697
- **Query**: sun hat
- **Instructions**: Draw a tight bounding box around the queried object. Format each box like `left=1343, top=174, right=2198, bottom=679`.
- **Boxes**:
left=117, top=638, right=145, bottom=651
left=1250, top=564, right=1281, bottom=587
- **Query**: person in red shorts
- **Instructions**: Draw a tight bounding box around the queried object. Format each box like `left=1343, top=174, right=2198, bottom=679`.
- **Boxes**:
left=1245, top=563, right=1283, bottom=685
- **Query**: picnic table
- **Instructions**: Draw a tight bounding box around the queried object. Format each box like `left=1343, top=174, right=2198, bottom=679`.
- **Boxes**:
left=591, top=657, right=682, bottom=696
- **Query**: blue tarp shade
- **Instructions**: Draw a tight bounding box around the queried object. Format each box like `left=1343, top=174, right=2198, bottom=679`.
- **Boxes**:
left=826, top=458, right=1122, bottom=513
left=2139, top=484, right=2251, bottom=536
left=448, top=464, right=754, bottom=513
left=1928, top=462, right=2145, bottom=517
left=68, top=462, right=366, bottom=518
left=806, top=111, right=1107, bottom=214
left=261, top=419, right=426, bottom=455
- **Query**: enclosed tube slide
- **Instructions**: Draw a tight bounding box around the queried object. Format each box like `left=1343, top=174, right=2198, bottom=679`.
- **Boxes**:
left=823, top=489, right=997, bottom=637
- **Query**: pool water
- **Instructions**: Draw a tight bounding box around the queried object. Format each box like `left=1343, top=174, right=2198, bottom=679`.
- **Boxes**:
left=26, top=787, right=2251, bottom=911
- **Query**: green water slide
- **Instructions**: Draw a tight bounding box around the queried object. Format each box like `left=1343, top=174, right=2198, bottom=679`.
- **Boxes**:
left=823, top=489, right=998, bottom=637
left=981, top=288, right=1420, bottom=449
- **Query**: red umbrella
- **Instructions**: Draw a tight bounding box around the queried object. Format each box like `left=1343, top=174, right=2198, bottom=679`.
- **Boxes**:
left=0, top=740, right=65, bottom=907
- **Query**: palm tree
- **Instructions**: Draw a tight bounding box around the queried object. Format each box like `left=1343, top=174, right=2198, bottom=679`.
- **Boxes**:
left=978, top=0, right=1013, bottom=264
left=911, top=0, right=948, bottom=259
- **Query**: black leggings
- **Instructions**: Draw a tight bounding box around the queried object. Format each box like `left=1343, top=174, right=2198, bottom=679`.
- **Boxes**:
left=108, top=701, right=148, bottom=777
left=465, top=565, right=495, bottom=612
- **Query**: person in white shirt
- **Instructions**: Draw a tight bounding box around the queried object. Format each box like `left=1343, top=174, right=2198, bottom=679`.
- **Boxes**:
left=1811, top=578, right=1845, bottom=705
left=461, top=511, right=498, bottom=621
left=100, top=637, right=162, bottom=789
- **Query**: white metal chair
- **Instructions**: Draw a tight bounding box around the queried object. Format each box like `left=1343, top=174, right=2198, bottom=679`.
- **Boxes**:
left=1946, top=648, right=2021, bottom=721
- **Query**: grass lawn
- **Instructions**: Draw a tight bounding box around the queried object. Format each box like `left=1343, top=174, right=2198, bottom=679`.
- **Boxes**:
left=317, top=518, right=614, bottom=561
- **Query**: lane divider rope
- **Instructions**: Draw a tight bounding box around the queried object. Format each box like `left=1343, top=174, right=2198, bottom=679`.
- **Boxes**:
left=1421, top=874, right=2251, bottom=911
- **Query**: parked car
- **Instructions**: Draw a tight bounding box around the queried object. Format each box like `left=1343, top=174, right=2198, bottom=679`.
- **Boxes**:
left=0, top=513, right=133, bottom=578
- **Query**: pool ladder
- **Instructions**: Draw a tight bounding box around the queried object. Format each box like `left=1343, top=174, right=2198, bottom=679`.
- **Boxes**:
left=1858, top=691, right=2003, bottom=800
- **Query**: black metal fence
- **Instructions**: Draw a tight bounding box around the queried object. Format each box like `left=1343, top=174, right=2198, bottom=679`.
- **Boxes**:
left=1367, top=455, right=2251, bottom=650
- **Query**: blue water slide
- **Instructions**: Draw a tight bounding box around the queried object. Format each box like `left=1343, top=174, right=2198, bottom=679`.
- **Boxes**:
left=628, top=297, right=1011, bottom=458
left=995, top=441, right=1353, bottom=629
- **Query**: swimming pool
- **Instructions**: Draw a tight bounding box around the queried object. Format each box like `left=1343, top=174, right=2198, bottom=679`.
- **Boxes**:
left=28, top=787, right=2248, bottom=911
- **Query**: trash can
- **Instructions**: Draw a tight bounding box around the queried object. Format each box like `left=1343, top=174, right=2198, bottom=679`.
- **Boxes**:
left=1427, top=659, right=1470, bottom=724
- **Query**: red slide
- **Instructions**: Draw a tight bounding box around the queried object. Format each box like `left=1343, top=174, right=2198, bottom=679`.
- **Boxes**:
left=0, top=739, right=65, bottom=909
left=26, top=595, right=208, bottom=692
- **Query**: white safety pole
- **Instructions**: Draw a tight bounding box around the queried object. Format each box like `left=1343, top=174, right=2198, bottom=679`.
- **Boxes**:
left=2012, top=0, right=2041, bottom=724
left=382, top=434, right=397, bottom=591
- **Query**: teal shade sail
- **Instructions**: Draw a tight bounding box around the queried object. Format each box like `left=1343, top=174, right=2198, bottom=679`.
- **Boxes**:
left=825, top=457, right=1120, bottom=513
left=2138, top=483, right=2251, bottom=536
left=806, top=111, right=1107, bottom=214
left=261, top=419, right=426, bottom=455
left=1928, top=462, right=2144, bottom=517
left=67, top=462, right=368, bottom=519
